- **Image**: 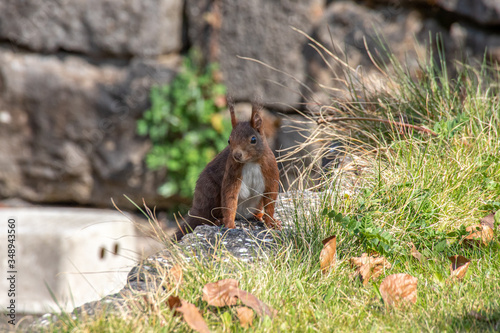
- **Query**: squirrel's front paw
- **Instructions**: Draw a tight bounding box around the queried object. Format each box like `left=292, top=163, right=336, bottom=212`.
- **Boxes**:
left=222, top=218, right=236, bottom=229
left=264, top=216, right=282, bottom=230
left=253, top=211, right=264, bottom=221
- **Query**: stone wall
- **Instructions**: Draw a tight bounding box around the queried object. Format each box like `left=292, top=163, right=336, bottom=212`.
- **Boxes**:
left=0, top=0, right=498, bottom=209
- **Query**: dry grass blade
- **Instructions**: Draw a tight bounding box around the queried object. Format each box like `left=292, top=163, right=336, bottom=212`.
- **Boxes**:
left=449, top=255, right=471, bottom=280
left=236, top=307, right=254, bottom=328
left=236, top=289, right=277, bottom=318
left=320, top=235, right=337, bottom=274
left=176, top=300, right=210, bottom=333
left=350, top=253, right=391, bottom=286
left=202, top=279, right=239, bottom=307
left=463, top=225, right=494, bottom=246
left=379, top=273, right=418, bottom=307
left=316, top=116, right=437, bottom=136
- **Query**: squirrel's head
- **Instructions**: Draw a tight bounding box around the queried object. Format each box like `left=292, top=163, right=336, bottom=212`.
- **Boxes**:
left=227, top=102, right=266, bottom=163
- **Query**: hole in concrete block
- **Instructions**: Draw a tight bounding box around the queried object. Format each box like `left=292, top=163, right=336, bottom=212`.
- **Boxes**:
left=113, top=243, right=120, bottom=255
left=99, top=246, right=106, bottom=259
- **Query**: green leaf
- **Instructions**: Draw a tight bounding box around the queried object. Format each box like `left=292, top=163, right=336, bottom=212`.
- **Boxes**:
left=372, top=284, right=382, bottom=301
left=220, top=311, right=232, bottom=327
left=323, top=285, right=335, bottom=301
left=434, top=239, right=447, bottom=252
left=295, top=280, right=305, bottom=295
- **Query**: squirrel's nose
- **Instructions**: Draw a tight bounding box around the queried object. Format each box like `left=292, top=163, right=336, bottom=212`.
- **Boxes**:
left=233, top=151, right=243, bottom=162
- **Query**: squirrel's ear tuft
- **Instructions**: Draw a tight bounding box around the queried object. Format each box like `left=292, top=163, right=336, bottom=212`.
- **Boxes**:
left=228, top=97, right=237, bottom=127
left=250, top=104, right=262, bottom=132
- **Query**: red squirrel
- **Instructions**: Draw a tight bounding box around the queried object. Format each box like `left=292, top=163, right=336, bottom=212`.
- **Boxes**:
left=173, top=102, right=281, bottom=240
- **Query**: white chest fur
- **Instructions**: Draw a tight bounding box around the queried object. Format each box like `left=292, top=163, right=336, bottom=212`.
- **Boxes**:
left=237, top=163, right=265, bottom=218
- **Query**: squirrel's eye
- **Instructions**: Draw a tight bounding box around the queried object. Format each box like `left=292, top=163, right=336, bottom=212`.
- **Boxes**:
left=250, top=136, right=257, bottom=144
left=228, top=139, right=231, bottom=144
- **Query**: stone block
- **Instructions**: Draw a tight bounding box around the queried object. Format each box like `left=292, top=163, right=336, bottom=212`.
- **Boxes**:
left=0, top=208, right=139, bottom=313
left=306, top=1, right=447, bottom=103
left=186, top=0, right=326, bottom=110
left=435, top=0, right=500, bottom=26
left=0, top=48, right=179, bottom=209
left=0, top=0, right=183, bottom=57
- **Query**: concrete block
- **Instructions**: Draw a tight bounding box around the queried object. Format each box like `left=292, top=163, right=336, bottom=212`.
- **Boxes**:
left=0, top=208, right=139, bottom=313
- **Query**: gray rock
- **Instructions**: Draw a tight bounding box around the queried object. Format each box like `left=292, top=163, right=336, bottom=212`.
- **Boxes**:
left=450, top=22, right=500, bottom=62
left=306, top=1, right=448, bottom=104
left=367, top=0, right=500, bottom=26
left=435, top=0, right=500, bottom=26
left=0, top=0, right=183, bottom=57
left=0, top=48, right=180, bottom=209
left=277, top=115, right=323, bottom=190
left=186, top=0, right=326, bottom=111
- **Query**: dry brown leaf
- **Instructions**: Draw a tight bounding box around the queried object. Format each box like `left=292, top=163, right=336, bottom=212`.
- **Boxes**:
left=167, top=295, right=182, bottom=312
left=235, top=289, right=277, bottom=318
left=203, top=279, right=276, bottom=317
left=409, top=242, right=423, bottom=262
left=162, top=264, right=183, bottom=291
left=176, top=300, right=210, bottom=333
left=467, top=310, right=498, bottom=323
left=463, top=224, right=494, bottom=246
left=480, top=212, right=497, bottom=229
left=202, top=279, right=240, bottom=307
left=379, top=273, right=417, bottom=307
left=350, top=253, right=392, bottom=286
left=449, top=255, right=471, bottom=280
left=236, top=307, right=254, bottom=328
left=162, top=265, right=183, bottom=290
left=468, top=310, right=486, bottom=321
left=167, top=296, right=209, bottom=332
left=320, top=235, right=337, bottom=274
left=169, top=264, right=183, bottom=285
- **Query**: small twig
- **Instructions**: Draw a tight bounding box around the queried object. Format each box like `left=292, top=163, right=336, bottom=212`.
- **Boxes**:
left=317, top=116, right=438, bottom=137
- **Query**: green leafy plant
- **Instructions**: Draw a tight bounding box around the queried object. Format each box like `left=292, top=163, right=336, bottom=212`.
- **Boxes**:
left=322, top=208, right=396, bottom=256
left=433, top=113, right=470, bottom=139
left=137, top=51, right=230, bottom=199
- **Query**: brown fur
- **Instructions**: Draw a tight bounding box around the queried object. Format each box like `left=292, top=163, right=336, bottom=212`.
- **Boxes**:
left=173, top=102, right=280, bottom=240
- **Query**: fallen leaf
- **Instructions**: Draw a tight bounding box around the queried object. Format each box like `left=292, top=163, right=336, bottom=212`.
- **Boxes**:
left=320, top=235, right=337, bottom=274
left=170, top=264, right=183, bottom=284
left=235, top=289, right=277, bottom=318
left=203, top=279, right=276, bottom=317
left=409, top=242, right=423, bottom=262
left=379, top=273, right=417, bottom=307
left=236, top=307, right=254, bottom=328
left=350, top=253, right=392, bottom=286
left=449, top=255, right=471, bottom=280
left=202, top=279, right=239, bottom=307
left=463, top=224, right=494, bottom=246
left=163, top=264, right=183, bottom=290
left=468, top=310, right=487, bottom=321
left=176, top=300, right=210, bottom=333
left=167, top=295, right=182, bottom=312
left=480, top=212, right=497, bottom=229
